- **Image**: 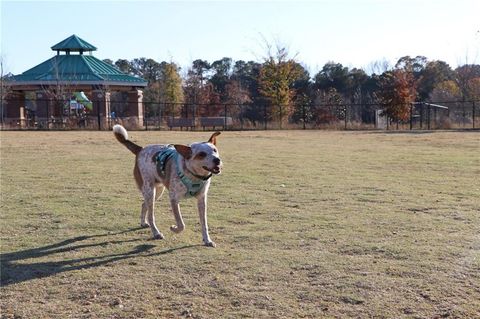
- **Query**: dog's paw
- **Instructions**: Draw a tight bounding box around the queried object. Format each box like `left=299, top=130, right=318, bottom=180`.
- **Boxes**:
left=204, top=241, right=216, bottom=248
left=153, top=232, right=164, bottom=240
left=170, top=225, right=184, bottom=233
left=140, top=222, right=150, bottom=228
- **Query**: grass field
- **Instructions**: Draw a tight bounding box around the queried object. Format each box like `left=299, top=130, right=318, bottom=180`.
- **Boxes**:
left=1, top=129, right=479, bottom=318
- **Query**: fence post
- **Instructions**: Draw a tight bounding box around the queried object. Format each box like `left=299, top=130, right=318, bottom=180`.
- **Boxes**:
left=144, top=101, right=148, bottom=131
left=427, top=104, right=430, bottom=130
left=302, top=104, right=306, bottom=130
left=264, top=104, right=267, bottom=130
left=473, top=101, right=476, bottom=129
left=240, top=104, right=244, bottom=130
left=409, top=104, right=413, bottom=130
left=45, top=99, right=50, bottom=130
left=344, top=105, right=348, bottom=130
left=0, top=98, right=4, bottom=128
left=224, top=104, right=228, bottom=131
left=419, top=103, right=423, bottom=129
left=159, top=103, right=163, bottom=131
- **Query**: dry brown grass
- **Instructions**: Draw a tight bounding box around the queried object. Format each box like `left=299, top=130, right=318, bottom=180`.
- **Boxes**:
left=1, top=130, right=479, bottom=318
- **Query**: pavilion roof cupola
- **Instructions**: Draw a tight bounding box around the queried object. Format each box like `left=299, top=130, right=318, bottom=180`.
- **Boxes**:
left=50, top=34, right=97, bottom=55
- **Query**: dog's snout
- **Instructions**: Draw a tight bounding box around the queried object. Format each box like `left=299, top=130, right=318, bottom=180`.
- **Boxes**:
left=213, top=157, right=221, bottom=166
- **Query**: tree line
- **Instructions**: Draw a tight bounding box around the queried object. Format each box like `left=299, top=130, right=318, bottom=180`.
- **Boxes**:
left=106, top=49, right=480, bottom=125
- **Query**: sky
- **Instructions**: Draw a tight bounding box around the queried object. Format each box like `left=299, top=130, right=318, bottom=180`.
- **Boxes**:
left=1, top=0, right=479, bottom=76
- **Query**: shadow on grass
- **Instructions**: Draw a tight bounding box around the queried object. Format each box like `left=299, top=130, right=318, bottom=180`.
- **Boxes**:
left=0, top=227, right=201, bottom=286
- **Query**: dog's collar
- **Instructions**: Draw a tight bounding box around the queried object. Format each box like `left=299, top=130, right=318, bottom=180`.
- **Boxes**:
left=184, top=166, right=212, bottom=181
left=175, top=154, right=210, bottom=197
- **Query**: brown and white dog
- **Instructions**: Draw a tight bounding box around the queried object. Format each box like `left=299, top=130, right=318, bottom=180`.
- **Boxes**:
left=113, top=125, right=222, bottom=247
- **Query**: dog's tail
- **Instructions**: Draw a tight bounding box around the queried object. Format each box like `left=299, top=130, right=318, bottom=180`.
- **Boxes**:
left=113, top=125, right=142, bottom=155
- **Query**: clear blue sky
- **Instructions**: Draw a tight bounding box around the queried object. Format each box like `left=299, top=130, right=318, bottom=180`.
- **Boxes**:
left=1, top=0, right=479, bottom=76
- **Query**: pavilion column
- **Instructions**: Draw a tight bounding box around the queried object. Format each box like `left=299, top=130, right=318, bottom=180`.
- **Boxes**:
left=92, top=90, right=111, bottom=130
left=125, top=89, right=144, bottom=129
left=4, top=91, right=26, bottom=128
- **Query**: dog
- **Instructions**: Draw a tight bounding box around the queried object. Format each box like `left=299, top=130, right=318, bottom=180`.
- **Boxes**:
left=113, top=125, right=222, bottom=247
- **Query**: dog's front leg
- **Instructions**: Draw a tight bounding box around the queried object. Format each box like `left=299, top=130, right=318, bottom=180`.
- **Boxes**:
left=169, top=198, right=185, bottom=234
left=197, top=195, right=215, bottom=247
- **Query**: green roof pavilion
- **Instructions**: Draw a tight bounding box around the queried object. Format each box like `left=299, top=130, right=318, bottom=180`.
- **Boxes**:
left=11, top=35, right=147, bottom=87
left=4, top=35, right=147, bottom=130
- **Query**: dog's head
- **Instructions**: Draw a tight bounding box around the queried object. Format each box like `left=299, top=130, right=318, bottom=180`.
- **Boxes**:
left=174, top=132, right=222, bottom=177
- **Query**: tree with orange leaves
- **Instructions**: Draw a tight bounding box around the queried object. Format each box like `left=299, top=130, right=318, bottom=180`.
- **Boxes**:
left=376, top=69, right=417, bottom=122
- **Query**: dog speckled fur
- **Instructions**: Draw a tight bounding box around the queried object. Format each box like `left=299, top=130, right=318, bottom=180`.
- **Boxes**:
left=113, top=125, right=222, bottom=247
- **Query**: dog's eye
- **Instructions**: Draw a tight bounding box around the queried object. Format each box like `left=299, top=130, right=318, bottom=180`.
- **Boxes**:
left=196, top=152, right=207, bottom=159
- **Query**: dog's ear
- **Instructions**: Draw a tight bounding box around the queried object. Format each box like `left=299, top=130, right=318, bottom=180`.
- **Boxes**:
left=174, top=144, right=192, bottom=159
left=208, top=131, right=221, bottom=146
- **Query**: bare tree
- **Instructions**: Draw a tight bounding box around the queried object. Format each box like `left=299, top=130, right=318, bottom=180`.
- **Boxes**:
left=1, top=56, right=13, bottom=125
left=366, top=59, right=391, bottom=75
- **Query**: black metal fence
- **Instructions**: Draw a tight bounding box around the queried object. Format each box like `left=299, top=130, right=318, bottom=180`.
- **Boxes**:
left=1, top=98, right=478, bottom=131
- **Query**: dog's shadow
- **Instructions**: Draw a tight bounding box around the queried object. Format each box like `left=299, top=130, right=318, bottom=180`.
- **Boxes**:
left=0, top=228, right=200, bottom=286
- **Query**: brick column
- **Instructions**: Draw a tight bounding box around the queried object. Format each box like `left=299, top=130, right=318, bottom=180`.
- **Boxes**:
left=125, top=89, right=144, bottom=129
left=92, top=90, right=111, bottom=130
left=5, top=91, right=26, bottom=128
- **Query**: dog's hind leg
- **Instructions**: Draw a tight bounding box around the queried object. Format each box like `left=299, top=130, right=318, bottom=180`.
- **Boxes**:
left=169, top=199, right=185, bottom=234
left=140, top=201, right=149, bottom=228
left=144, top=185, right=164, bottom=239
left=134, top=161, right=150, bottom=228
left=141, top=185, right=164, bottom=228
